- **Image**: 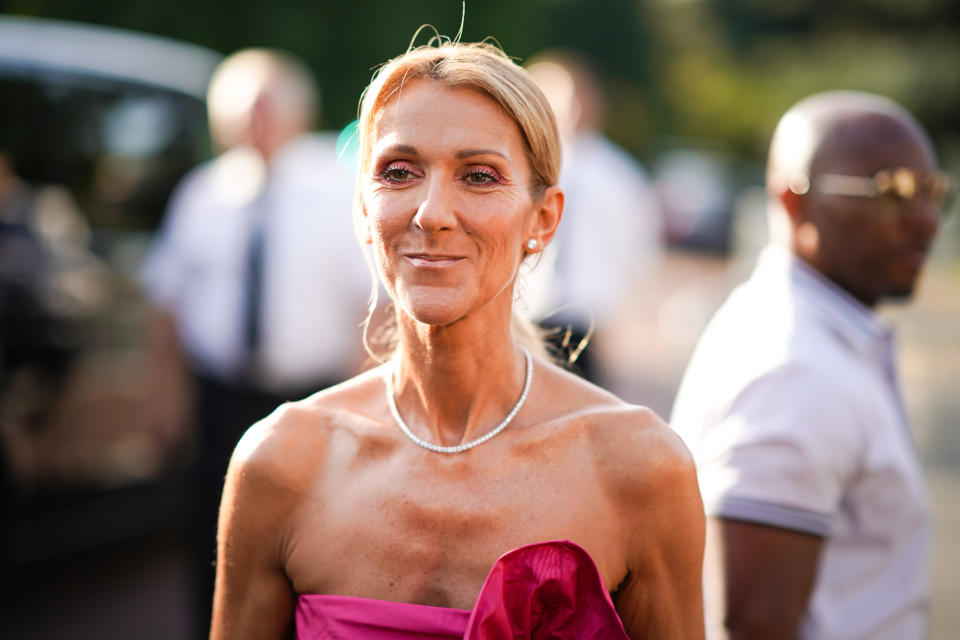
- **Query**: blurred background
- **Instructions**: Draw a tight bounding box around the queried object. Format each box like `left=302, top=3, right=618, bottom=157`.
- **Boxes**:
left=0, top=1, right=957, bottom=638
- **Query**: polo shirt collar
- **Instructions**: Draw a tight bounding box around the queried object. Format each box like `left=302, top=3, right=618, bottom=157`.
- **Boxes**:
left=757, top=246, right=893, bottom=356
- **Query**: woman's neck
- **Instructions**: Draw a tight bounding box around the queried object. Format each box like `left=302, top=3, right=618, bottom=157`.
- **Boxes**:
left=388, top=314, right=530, bottom=448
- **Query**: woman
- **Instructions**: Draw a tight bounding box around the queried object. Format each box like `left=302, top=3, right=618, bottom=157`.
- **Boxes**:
left=212, top=39, right=704, bottom=639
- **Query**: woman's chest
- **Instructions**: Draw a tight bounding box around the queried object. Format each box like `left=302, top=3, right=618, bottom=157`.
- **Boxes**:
left=283, top=455, right=625, bottom=608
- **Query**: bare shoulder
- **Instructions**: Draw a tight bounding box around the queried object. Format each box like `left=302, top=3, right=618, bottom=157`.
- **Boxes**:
left=593, top=403, right=694, bottom=482
left=229, top=365, right=392, bottom=489
left=535, top=358, right=694, bottom=486
left=539, top=360, right=698, bottom=524
left=588, top=406, right=696, bottom=515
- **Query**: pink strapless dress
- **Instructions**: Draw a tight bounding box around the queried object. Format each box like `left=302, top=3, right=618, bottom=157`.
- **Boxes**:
left=295, top=540, right=630, bottom=639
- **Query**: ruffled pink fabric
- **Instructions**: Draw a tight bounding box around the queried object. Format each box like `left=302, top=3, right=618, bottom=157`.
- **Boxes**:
left=295, top=540, right=629, bottom=639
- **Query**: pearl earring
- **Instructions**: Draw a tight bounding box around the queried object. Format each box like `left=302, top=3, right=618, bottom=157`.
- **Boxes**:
left=526, top=238, right=538, bottom=251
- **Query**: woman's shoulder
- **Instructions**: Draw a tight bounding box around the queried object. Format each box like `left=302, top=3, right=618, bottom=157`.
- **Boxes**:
left=537, top=359, right=681, bottom=445
left=587, top=402, right=694, bottom=494
left=229, top=365, right=394, bottom=485
left=536, top=359, right=695, bottom=494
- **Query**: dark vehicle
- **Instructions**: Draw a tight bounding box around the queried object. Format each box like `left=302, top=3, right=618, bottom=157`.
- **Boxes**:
left=0, top=15, right=219, bottom=636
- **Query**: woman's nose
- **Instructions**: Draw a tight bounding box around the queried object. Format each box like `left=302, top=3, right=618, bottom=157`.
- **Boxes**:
left=413, top=176, right=458, bottom=232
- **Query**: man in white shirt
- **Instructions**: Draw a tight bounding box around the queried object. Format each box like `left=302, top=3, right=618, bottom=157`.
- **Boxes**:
left=141, top=49, right=369, bottom=637
left=671, top=91, right=948, bottom=638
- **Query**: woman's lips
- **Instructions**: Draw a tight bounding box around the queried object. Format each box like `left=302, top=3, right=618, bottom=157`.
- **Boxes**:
left=404, top=254, right=464, bottom=267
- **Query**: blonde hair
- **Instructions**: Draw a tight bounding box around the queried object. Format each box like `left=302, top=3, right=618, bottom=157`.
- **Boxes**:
left=354, top=37, right=562, bottom=361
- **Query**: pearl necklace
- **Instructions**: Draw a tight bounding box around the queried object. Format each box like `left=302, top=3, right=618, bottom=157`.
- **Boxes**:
left=385, top=347, right=533, bottom=454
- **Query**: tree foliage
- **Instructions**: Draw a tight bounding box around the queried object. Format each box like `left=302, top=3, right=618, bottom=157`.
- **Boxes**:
left=5, top=0, right=958, bottom=165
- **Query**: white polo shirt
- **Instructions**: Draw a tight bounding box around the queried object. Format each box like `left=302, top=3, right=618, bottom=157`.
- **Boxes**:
left=671, top=246, right=930, bottom=640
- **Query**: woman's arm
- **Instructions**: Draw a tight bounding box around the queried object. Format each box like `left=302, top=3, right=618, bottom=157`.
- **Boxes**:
left=210, top=420, right=298, bottom=639
left=609, top=413, right=706, bottom=639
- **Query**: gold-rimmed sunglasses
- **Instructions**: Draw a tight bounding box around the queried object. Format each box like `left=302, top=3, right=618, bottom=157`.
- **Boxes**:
left=788, top=167, right=955, bottom=217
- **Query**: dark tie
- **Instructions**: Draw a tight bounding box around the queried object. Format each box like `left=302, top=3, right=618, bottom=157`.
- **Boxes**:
left=242, top=189, right=267, bottom=367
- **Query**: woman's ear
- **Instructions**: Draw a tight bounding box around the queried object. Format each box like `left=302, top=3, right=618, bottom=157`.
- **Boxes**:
left=526, top=185, right=564, bottom=251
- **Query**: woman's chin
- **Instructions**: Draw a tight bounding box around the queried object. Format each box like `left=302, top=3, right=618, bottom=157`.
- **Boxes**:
left=396, top=288, right=470, bottom=327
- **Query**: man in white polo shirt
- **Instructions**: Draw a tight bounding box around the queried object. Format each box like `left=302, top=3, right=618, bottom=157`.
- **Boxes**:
left=671, top=91, right=950, bottom=638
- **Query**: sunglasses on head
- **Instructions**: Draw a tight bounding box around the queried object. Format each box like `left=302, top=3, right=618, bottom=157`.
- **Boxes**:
left=788, top=167, right=955, bottom=216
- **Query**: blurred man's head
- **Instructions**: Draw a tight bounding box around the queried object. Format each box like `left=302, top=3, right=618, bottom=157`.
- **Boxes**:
left=206, top=48, right=318, bottom=159
left=526, top=50, right=604, bottom=140
left=766, top=91, right=946, bottom=307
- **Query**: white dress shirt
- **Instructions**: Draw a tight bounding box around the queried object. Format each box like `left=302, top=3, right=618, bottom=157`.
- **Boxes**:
left=671, top=246, right=930, bottom=639
left=142, top=133, right=370, bottom=391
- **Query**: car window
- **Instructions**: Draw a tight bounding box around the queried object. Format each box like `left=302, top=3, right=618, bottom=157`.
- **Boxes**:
left=1, top=57, right=211, bottom=503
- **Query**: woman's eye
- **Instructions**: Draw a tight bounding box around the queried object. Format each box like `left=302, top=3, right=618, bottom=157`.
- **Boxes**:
left=463, top=168, right=500, bottom=185
left=377, top=164, right=420, bottom=183
left=385, top=168, right=413, bottom=180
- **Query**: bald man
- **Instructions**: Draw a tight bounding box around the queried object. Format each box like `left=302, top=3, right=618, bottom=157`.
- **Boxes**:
left=671, top=91, right=949, bottom=639
left=141, top=49, right=368, bottom=638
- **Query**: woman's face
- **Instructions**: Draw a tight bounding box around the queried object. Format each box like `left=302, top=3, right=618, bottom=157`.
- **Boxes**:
left=362, top=79, right=551, bottom=327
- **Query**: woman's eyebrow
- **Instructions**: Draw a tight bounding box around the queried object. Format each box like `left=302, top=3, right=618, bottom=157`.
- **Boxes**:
left=383, top=143, right=418, bottom=155
left=377, top=145, right=512, bottom=167
left=456, top=148, right=508, bottom=160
